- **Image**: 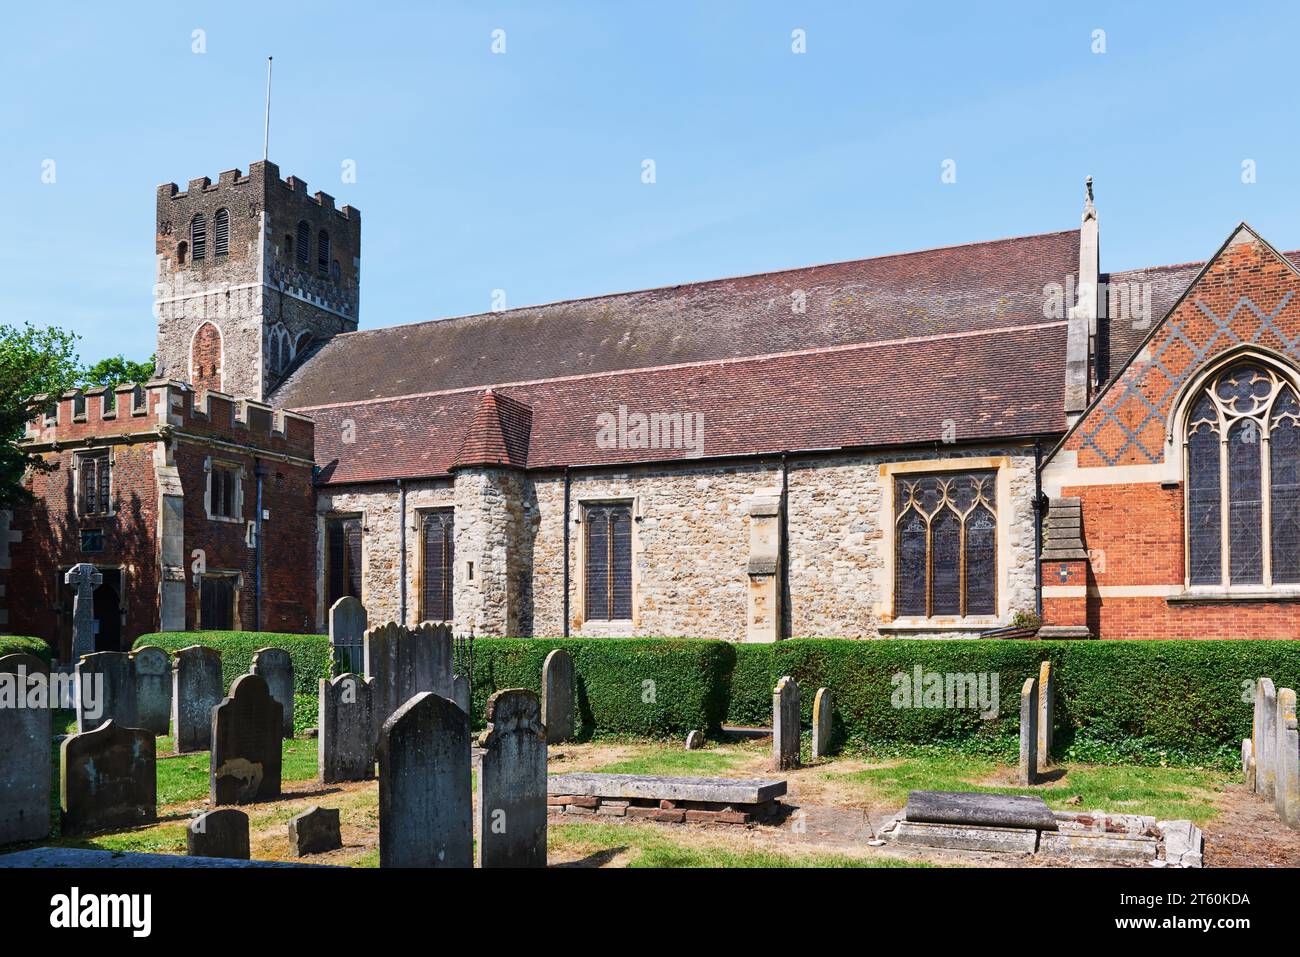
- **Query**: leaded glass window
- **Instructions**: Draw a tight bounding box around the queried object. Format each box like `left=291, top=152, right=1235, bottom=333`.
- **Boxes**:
left=1184, top=362, right=1300, bottom=587
left=894, top=471, right=998, bottom=618
left=585, top=503, right=633, bottom=621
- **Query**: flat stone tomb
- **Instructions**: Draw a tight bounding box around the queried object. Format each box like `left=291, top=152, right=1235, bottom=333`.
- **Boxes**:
left=905, top=791, right=1058, bottom=831
left=548, top=772, right=787, bottom=824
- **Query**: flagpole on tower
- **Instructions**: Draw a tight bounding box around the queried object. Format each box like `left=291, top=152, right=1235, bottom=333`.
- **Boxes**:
left=263, top=56, right=273, bottom=161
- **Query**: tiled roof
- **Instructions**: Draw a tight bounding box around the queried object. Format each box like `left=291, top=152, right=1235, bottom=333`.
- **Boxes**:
left=309, top=322, right=1069, bottom=486
left=273, top=229, right=1081, bottom=409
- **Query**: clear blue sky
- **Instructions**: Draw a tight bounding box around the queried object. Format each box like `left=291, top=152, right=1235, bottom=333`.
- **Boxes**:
left=3, top=1, right=1299, bottom=366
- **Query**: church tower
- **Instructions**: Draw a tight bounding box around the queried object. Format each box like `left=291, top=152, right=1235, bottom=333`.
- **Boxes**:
left=153, top=160, right=360, bottom=401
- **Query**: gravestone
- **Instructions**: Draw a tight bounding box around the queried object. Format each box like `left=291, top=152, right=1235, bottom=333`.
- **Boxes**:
left=64, top=563, right=102, bottom=661
left=252, top=647, right=295, bottom=738
left=1018, top=675, right=1039, bottom=786
left=365, top=622, right=455, bottom=734
left=685, top=730, right=704, bottom=751
left=288, top=806, right=342, bottom=856
left=452, top=673, right=471, bottom=716
left=132, top=646, right=171, bottom=736
left=187, top=808, right=249, bottom=860
left=329, top=596, right=368, bottom=673
left=542, top=648, right=574, bottom=744
left=1242, top=739, right=1256, bottom=791
left=173, top=646, right=223, bottom=753
left=378, top=692, right=472, bottom=868
left=812, top=687, right=833, bottom=759
left=1257, top=678, right=1278, bottom=801
left=476, top=689, right=547, bottom=868
left=773, top=676, right=800, bottom=771
left=1275, top=688, right=1299, bottom=829
left=1036, top=660, right=1054, bottom=773
left=210, top=674, right=283, bottom=805
left=60, top=720, right=157, bottom=835
left=75, top=651, right=137, bottom=733
left=0, top=654, right=52, bottom=846
left=319, top=673, right=375, bottom=783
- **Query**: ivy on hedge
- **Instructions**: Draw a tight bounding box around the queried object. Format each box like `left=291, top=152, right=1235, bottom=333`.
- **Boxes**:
left=133, top=631, right=330, bottom=696
left=0, top=636, right=53, bottom=666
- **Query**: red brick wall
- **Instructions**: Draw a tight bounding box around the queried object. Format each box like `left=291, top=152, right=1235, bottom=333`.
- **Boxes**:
left=1044, top=229, right=1300, bottom=639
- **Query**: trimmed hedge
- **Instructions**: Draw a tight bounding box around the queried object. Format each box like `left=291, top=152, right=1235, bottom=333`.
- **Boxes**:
left=0, top=636, right=53, bottom=666
left=471, top=638, right=732, bottom=739
left=133, top=631, right=330, bottom=696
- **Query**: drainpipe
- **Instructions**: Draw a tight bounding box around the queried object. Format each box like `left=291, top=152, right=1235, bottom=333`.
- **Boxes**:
left=397, top=478, right=407, bottom=626
left=1034, top=438, right=1043, bottom=619
left=254, top=460, right=266, bottom=630
left=562, top=466, right=571, bottom=637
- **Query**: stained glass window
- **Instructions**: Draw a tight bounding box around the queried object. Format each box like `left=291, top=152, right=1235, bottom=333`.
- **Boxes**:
left=894, top=471, right=998, bottom=618
left=1185, top=362, right=1300, bottom=587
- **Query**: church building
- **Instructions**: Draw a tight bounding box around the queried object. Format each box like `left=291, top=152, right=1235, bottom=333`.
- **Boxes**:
left=4, top=160, right=1298, bottom=656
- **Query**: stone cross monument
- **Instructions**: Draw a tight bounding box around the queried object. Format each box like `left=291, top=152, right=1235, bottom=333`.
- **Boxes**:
left=64, top=563, right=103, bottom=661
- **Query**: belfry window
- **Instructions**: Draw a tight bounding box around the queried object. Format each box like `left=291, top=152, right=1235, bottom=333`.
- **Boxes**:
left=317, top=230, right=330, bottom=277
left=1185, top=361, right=1300, bottom=587
left=213, top=208, right=229, bottom=257
left=296, top=221, right=310, bottom=267
left=894, top=472, right=997, bottom=618
left=190, top=214, right=207, bottom=261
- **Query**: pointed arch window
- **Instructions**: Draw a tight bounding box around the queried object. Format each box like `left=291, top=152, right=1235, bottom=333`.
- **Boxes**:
left=190, top=214, right=207, bottom=261
left=213, top=208, right=229, bottom=257
left=894, top=471, right=998, bottom=618
left=1184, top=361, right=1300, bottom=587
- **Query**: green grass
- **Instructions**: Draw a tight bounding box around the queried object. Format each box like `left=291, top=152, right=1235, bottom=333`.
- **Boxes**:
left=152, top=738, right=318, bottom=804
left=828, top=754, right=1230, bottom=824
left=548, top=821, right=924, bottom=868
left=590, top=746, right=747, bottom=777
left=53, top=823, right=189, bottom=856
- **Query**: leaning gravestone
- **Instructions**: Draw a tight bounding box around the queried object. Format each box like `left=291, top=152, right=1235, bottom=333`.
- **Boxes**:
left=812, top=687, right=833, bottom=759
left=288, top=806, right=342, bottom=856
left=60, top=720, right=157, bottom=835
left=329, top=596, right=368, bottom=673
left=1257, top=678, right=1278, bottom=801
left=173, top=646, right=223, bottom=753
left=378, top=692, right=472, bottom=868
left=252, top=648, right=295, bottom=739
left=132, top=646, right=172, bottom=736
left=1018, top=675, right=1039, bottom=786
left=210, top=674, right=283, bottom=805
left=319, top=673, right=375, bottom=783
left=542, top=648, right=574, bottom=744
left=477, top=689, right=547, bottom=868
left=1275, top=688, right=1299, bottom=829
left=64, top=563, right=102, bottom=662
left=685, top=730, right=705, bottom=751
left=75, top=651, right=137, bottom=733
left=1037, top=660, right=1054, bottom=773
left=0, top=654, right=52, bottom=846
left=187, top=808, right=250, bottom=860
left=773, top=676, right=800, bottom=771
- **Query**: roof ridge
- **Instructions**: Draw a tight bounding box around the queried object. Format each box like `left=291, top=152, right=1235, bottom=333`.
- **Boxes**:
left=292, top=319, right=1068, bottom=413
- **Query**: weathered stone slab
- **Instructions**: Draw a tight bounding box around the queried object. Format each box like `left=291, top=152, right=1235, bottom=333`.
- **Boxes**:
left=329, top=596, right=367, bottom=670
left=173, top=646, right=223, bottom=753
left=1256, top=677, right=1277, bottom=800
left=131, top=646, right=171, bottom=736
left=1157, top=819, right=1204, bottom=867
left=60, top=720, right=156, bottom=835
left=773, top=675, right=800, bottom=770
left=452, top=673, right=470, bottom=716
left=319, top=673, right=375, bottom=783
left=75, top=651, right=137, bottom=733
left=1018, top=674, right=1038, bottom=786
left=0, top=654, right=52, bottom=846
left=1039, top=830, right=1158, bottom=861
left=685, top=730, right=705, bottom=751
left=65, top=563, right=102, bottom=662
left=0, top=847, right=323, bottom=868
left=1037, top=660, right=1054, bottom=773
left=365, top=622, right=454, bottom=734
left=1276, top=687, right=1299, bottom=829
left=378, top=691, right=472, bottom=868
left=889, top=821, right=1039, bottom=854
left=187, top=808, right=249, bottom=860
left=542, top=648, right=574, bottom=743
left=252, top=648, right=295, bottom=739
left=904, top=790, right=1058, bottom=831
left=812, top=687, right=832, bottom=759
left=476, top=689, right=547, bottom=867
left=547, top=772, right=787, bottom=805
left=288, top=805, right=342, bottom=856
left=1242, top=738, right=1256, bottom=791
left=210, top=674, right=283, bottom=805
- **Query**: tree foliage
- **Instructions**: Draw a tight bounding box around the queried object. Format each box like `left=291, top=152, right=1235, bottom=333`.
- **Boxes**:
left=0, top=322, right=80, bottom=506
